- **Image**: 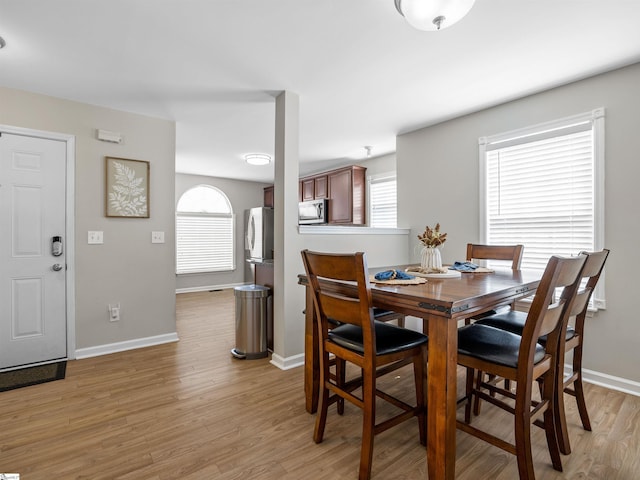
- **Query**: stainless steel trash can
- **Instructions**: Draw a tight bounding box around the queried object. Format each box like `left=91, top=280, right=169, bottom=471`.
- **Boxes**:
left=231, top=284, right=270, bottom=359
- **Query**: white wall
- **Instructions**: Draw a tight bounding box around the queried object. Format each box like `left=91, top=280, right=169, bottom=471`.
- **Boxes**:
left=299, top=227, right=409, bottom=268
left=0, top=86, right=177, bottom=354
left=175, top=173, right=270, bottom=292
left=397, top=62, right=640, bottom=385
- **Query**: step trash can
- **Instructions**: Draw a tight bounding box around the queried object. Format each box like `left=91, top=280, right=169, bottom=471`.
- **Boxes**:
left=231, top=284, right=271, bottom=359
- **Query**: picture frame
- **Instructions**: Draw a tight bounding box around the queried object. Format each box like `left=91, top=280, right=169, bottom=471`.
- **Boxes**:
left=105, top=157, right=150, bottom=218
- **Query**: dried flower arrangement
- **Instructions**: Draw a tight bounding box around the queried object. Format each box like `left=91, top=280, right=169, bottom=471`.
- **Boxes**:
left=417, top=223, right=447, bottom=248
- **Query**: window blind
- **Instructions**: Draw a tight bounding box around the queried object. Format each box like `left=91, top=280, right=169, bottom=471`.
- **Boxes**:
left=176, top=213, right=235, bottom=274
left=485, top=128, right=594, bottom=271
left=369, top=175, right=397, bottom=228
left=176, top=185, right=235, bottom=275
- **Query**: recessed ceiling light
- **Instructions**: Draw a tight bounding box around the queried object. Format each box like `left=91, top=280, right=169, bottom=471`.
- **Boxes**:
left=244, top=153, right=272, bottom=166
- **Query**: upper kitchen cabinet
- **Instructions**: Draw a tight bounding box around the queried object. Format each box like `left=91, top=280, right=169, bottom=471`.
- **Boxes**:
left=301, top=178, right=315, bottom=201
left=301, top=175, right=328, bottom=201
left=300, top=165, right=366, bottom=225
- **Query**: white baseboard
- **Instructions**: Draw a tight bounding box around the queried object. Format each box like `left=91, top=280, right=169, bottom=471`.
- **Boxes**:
left=176, top=282, right=248, bottom=294
left=575, top=366, right=640, bottom=397
left=270, top=352, right=305, bottom=370
left=75, top=332, right=179, bottom=359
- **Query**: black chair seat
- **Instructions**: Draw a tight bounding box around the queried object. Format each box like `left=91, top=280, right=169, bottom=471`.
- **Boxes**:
left=458, top=323, right=545, bottom=368
left=329, top=321, right=428, bottom=355
left=475, top=310, right=576, bottom=346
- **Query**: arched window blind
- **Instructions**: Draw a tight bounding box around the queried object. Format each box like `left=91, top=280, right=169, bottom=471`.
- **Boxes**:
left=176, top=185, right=235, bottom=274
left=479, top=108, right=605, bottom=308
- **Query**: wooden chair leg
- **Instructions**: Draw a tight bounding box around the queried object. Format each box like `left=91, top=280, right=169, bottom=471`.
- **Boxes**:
left=472, top=370, right=484, bottom=416
left=314, top=376, right=330, bottom=444
left=514, top=401, right=537, bottom=480
left=359, top=373, right=376, bottom=480
left=542, top=375, right=563, bottom=471
left=464, top=367, right=475, bottom=424
left=336, top=358, right=345, bottom=415
left=413, top=346, right=427, bottom=446
left=572, top=375, right=592, bottom=431
left=572, top=349, right=592, bottom=431
left=554, top=377, right=572, bottom=455
left=544, top=406, right=563, bottom=471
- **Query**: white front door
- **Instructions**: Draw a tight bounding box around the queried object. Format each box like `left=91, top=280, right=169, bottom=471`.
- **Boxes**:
left=0, top=132, right=67, bottom=370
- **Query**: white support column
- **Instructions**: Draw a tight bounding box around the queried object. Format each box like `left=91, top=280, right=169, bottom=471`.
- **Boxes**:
left=271, top=91, right=306, bottom=368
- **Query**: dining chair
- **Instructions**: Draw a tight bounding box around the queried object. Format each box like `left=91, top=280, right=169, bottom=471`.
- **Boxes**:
left=474, top=249, right=610, bottom=455
left=456, top=254, right=586, bottom=480
left=464, top=243, right=525, bottom=323
left=300, top=249, right=428, bottom=480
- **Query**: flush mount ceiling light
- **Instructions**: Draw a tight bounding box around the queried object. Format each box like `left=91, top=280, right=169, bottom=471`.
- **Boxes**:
left=244, top=153, right=272, bottom=166
left=394, top=0, right=475, bottom=31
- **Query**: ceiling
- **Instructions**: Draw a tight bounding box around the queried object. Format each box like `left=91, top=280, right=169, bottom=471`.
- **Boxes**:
left=2, top=1, right=640, bottom=183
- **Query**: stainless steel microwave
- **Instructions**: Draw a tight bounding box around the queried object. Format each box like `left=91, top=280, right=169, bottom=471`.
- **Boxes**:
left=298, top=199, right=328, bottom=224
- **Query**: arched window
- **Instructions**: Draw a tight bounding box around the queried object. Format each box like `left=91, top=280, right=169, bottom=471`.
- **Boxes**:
left=176, top=185, right=235, bottom=274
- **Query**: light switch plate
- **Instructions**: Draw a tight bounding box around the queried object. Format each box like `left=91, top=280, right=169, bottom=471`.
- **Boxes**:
left=151, top=231, right=165, bottom=244
left=88, top=231, right=104, bottom=244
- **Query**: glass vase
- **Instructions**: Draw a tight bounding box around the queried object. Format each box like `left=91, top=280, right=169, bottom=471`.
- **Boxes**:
left=421, top=246, right=442, bottom=272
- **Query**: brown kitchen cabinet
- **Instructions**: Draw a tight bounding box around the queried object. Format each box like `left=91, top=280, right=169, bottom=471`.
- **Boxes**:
left=268, top=164, right=367, bottom=225
left=263, top=186, right=274, bottom=208
left=327, top=166, right=365, bottom=224
left=314, top=175, right=328, bottom=199
left=299, top=165, right=366, bottom=225
left=301, top=178, right=315, bottom=201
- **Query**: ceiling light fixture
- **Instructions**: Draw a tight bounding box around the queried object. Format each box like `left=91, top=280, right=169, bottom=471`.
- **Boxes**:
left=394, top=0, right=475, bottom=31
left=244, top=153, right=272, bottom=166
left=364, top=146, right=372, bottom=158
left=0, top=36, right=6, bottom=49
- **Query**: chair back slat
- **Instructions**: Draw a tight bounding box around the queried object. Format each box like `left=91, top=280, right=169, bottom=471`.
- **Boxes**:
left=467, top=244, right=524, bottom=269
left=318, top=291, right=365, bottom=327
left=520, top=255, right=586, bottom=365
left=569, top=287, right=594, bottom=318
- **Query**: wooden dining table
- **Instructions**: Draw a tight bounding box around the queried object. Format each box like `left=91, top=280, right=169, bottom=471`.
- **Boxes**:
left=298, top=266, right=542, bottom=480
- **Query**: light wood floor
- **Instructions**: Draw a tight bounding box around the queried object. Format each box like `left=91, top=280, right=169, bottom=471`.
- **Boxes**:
left=1, top=289, right=638, bottom=479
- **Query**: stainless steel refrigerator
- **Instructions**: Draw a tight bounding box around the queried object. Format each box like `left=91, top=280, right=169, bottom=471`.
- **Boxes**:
left=245, top=207, right=274, bottom=262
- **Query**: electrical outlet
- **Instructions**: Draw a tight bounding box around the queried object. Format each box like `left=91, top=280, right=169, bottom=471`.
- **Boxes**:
left=151, top=231, right=165, bottom=243
left=108, top=303, right=120, bottom=322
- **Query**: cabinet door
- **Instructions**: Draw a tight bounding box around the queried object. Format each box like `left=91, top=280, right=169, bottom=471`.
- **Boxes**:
left=328, top=168, right=353, bottom=224
left=314, top=175, right=328, bottom=199
left=263, top=186, right=274, bottom=208
left=302, top=179, right=315, bottom=201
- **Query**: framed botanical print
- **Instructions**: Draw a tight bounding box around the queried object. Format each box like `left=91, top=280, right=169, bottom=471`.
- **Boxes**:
left=105, top=157, right=150, bottom=218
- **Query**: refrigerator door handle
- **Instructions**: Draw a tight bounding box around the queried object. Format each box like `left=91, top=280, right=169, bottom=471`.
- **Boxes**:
left=247, top=214, right=255, bottom=252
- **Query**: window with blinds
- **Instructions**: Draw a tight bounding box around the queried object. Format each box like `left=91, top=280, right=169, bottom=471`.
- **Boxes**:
left=369, top=174, right=397, bottom=228
left=176, top=185, right=235, bottom=274
left=479, top=109, right=606, bottom=307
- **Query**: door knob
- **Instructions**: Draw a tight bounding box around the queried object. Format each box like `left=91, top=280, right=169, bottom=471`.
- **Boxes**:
left=52, top=263, right=63, bottom=271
